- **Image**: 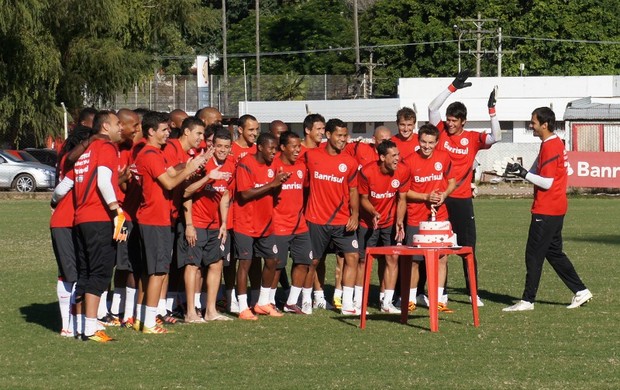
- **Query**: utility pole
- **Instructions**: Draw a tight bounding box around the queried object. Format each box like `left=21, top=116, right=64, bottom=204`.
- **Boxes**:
left=353, top=0, right=361, bottom=98
left=255, top=0, right=260, bottom=100
left=357, top=52, right=384, bottom=98
left=222, top=0, right=228, bottom=113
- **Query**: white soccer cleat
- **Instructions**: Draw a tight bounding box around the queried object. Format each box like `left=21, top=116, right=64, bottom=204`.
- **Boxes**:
left=227, top=300, right=240, bottom=314
left=340, top=306, right=361, bottom=316
left=381, top=303, right=402, bottom=314
left=416, top=294, right=429, bottom=307
left=313, top=298, right=333, bottom=310
left=469, top=295, right=485, bottom=307
left=567, top=289, right=592, bottom=309
left=301, top=301, right=313, bottom=315
left=503, top=300, right=534, bottom=312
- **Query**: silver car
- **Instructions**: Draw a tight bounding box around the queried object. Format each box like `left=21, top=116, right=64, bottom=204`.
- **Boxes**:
left=0, top=150, right=56, bottom=192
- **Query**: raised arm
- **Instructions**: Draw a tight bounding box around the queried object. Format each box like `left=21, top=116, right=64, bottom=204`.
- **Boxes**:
left=428, top=69, right=472, bottom=126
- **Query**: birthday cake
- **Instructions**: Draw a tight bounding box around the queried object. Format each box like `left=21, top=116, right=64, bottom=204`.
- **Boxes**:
left=412, top=221, right=458, bottom=247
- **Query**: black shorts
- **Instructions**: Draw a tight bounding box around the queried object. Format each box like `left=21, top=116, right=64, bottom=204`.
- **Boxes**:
left=445, top=197, right=476, bottom=248
left=234, top=231, right=277, bottom=261
left=308, top=222, right=358, bottom=259
left=115, top=221, right=134, bottom=272
left=174, top=221, right=191, bottom=269
left=274, top=232, right=313, bottom=268
left=357, top=225, right=395, bottom=260
left=127, top=221, right=143, bottom=275
left=50, top=227, right=78, bottom=283
left=221, top=229, right=232, bottom=267
left=75, top=221, right=116, bottom=297
left=405, top=225, right=423, bottom=261
left=140, top=224, right=174, bottom=275
left=180, top=228, right=224, bottom=267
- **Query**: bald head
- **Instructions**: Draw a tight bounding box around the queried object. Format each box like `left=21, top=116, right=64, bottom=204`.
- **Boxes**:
left=117, top=108, right=141, bottom=142
left=197, top=107, right=223, bottom=126
left=269, top=120, right=288, bottom=140
left=373, top=126, right=392, bottom=146
left=170, top=109, right=189, bottom=129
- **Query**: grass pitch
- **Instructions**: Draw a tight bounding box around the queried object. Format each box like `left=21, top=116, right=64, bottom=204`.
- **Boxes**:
left=0, top=197, right=618, bottom=389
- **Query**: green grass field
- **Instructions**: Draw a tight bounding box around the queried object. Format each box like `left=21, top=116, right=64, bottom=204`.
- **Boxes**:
left=0, top=197, right=618, bottom=389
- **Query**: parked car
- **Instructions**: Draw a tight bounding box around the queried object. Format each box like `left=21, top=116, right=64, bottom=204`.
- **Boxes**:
left=0, top=150, right=56, bottom=192
left=24, top=148, right=58, bottom=168
left=5, top=150, right=41, bottom=164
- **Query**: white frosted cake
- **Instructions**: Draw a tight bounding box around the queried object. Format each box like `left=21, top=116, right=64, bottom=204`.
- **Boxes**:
left=412, top=221, right=458, bottom=247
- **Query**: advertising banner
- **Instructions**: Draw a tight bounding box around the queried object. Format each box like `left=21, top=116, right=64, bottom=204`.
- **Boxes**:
left=567, top=152, right=620, bottom=188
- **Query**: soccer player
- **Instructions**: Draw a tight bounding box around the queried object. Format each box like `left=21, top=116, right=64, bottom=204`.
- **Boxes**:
left=231, top=114, right=259, bottom=162
left=305, top=119, right=360, bottom=315
left=391, top=107, right=419, bottom=160
left=358, top=139, right=409, bottom=313
left=134, top=111, right=206, bottom=334
left=168, top=109, right=189, bottom=139
left=403, top=124, right=457, bottom=313
left=50, top=126, right=91, bottom=337
left=503, top=107, right=592, bottom=312
left=196, top=106, right=223, bottom=127
left=269, top=120, right=289, bottom=140
left=428, top=70, right=501, bottom=306
left=183, top=129, right=235, bottom=321
left=299, top=113, right=325, bottom=158
left=51, top=110, right=127, bottom=342
left=269, top=131, right=313, bottom=314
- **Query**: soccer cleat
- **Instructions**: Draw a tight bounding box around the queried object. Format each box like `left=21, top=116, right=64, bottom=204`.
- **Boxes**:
left=142, top=324, right=171, bottom=334
left=254, top=304, right=284, bottom=317
left=82, top=330, right=115, bottom=343
left=283, top=304, right=305, bottom=314
left=381, top=303, right=402, bottom=314
left=313, top=298, right=331, bottom=310
left=122, top=317, right=135, bottom=329
left=60, top=329, right=74, bottom=338
left=333, top=296, right=343, bottom=310
left=469, top=295, right=485, bottom=307
left=503, top=300, right=534, bottom=312
left=157, top=314, right=178, bottom=325
left=98, top=313, right=121, bottom=327
left=416, top=294, right=429, bottom=307
left=408, top=301, right=416, bottom=312
left=437, top=302, right=454, bottom=313
left=132, top=319, right=143, bottom=332
left=567, top=289, right=592, bottom=309
left=301, top=302, right=313, bottom=315
left=238, top=308, right=258, bottom=321
left=340, top=306, right=361, bottom=316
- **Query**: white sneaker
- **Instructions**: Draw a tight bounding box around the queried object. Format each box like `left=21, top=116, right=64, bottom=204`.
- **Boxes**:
left=227, top=300, right=240, bottom=314
left=381, top=303, right=401, bottom=314
left=567, top=289, right=592, bottom=309
left=416, top=294, right=429, bottom=307
left=503, top=300, right=534, bottom=312
left=301, top=301, right=313, bottom=315
left=469, top=295, right=485, bottom=307
left=340, top=306, right=361, bottom=316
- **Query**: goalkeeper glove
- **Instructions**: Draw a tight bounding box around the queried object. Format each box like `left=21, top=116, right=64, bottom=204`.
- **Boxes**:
left=488, top=86, right=497, bottom=116
left=506, top=162, right=528, bottom=179
left=113, top=208, right=128, bottom=242
left=449, top=69, right=472, bottom=92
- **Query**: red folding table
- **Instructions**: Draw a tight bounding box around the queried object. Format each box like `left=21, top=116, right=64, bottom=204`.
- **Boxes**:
left=360, top=245, right=480, bottom=332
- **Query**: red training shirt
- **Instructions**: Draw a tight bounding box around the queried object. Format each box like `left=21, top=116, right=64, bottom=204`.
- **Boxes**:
left=191, top=157, right=235, bottom=229
left=531, top=135, right=568, bottom=216
left=358, top=161, right=410, bottom=229
left=135, top=144, right=172, bottom=226
left=233, top=154, right=275, bottom=237
left=272, top=157, right=309, bottom=235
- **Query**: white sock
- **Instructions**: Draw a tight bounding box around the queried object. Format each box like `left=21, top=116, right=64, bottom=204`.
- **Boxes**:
left=269, top=288, right=277, bottom=305
left=135, top=304, right=144, bottom=322
left=342, top=286, right=354, bottom=309
left=354, top=285, right=363, bottom=306
left=379, top=291, right=385, bottom=302
left=226, top=288, right=238, bottom=305
left=166, top=292, right=176, bottom=312
left=334, top=288, right=343, bottom=299
left=194, top=293, right=202, bottom=309
left=384, top=289, right=395, bottom=307
left=157, top=298, right=167, bottom=316
left=287, top=286, right=302, bottom=306
left=144, top=306, right=157, bottom=328
left=249, top=289, right=260, bottom=307
left=84, top=317, right=97, bottom=337
left=76, top=314, right=84, bottom=335
left=438, top=287, right=446, bottom=304
left=257, top=287, right=271, bottom=306
left=56, top=280, right=73, bottom=331
left=238, top=294, right=249, bottom=312
left=302, top=288, right=313, bottom=305
left=97, top=291, right=109, bottom=318
left=410, top=288, right=418, bottom=302
left=123, top=287, right=137, bottom=321
left=313, top=290, right=325, bottom=302
left=110, top=287, right=124, bottom=316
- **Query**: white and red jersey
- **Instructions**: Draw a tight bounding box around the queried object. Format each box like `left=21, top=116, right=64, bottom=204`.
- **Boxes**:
left=272, top=158, right=309, bottom=235
left=191, top=157, right=235, bottom=229
left=532, top=135, right=568, bottom=216
left=135, top=144, right=172, bottom=227
left=50, top=154, right=74, bottom=228
left=304, top=147, right=358, bottom=226
left=231, top=142, right=257, bottom=164
left=358, top=161, right=410, bottom=229
left=403, top=149, right=454, bottom=226
left=163, top=138, right=191, bottom=221
left=391, top=134, right=419, bottom=160
left=69, top=139, right=120, bottom=225
left=233, top=155, right=275, bottom=237
left=436, top=121, right=489, bottom=198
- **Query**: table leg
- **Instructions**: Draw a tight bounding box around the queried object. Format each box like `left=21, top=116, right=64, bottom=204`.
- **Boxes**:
left=425, top=249, right=439, bottom=332
left=399, top=255, right=412, bottom=324
left=465, top=252, right=480, bottom=327
left=360, top=253, right=374, bottom=329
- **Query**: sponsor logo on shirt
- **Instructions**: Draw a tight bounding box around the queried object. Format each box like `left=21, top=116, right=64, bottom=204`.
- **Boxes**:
left=413, top=173, right=444, bottom=183
left=443, top=141, right=468, bottom=155
left=282, top=182, right=303, bottom=190
left=314, top=171, right=344, bottom=183
left=371, top=190, right=395, bottom=199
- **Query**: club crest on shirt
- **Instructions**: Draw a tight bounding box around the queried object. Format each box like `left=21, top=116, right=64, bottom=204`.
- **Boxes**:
left=460, top=138, right=469, bottom=146
left=434, top=162, right=443, bottom=171
left=267, top=169, right=275, bottom=178
left=297, top=170, right=303, bottom=179
left=391, top=179, right=400, bottom=188
left=338, top=163, right=347, bottom=173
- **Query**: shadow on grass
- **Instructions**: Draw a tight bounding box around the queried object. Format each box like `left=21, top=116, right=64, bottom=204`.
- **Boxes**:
left=19, top=302, right=59, bottom=333
left=568, top=234, right=620, bottom=246
left=448, top=288, right=565, bottom=307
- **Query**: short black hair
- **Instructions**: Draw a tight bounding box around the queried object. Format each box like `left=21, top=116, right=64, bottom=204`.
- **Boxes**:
left=532, top=107, right=556, bottom=132
left=238, top=114, right=258, bottom=128
left=303, top=113, right=325, bottom=132
left=142, top=111, right=170, bottom=138
left=92, top=110, right=116, bottom=133
left=181, top=117, right=206, bottom=135
left=78, top=107, right=97, bottom=124
left=396, top=107, right=416, bottom=123
left=257, top=132, right=277, bottom=147
left=279, top=130, right=300, bottom=148
left=418, top=123, right=440, bottom=140
left=376, top=139, right=397, bottom=157
left=213, top=129, right=232, bottom=142
left=325, top=118, right=347, bottom=133
left=446, top=102, right=467, bottom=120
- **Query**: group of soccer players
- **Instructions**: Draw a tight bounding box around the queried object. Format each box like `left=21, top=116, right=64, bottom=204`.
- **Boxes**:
left=50, top=70, right=504, bottom=342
